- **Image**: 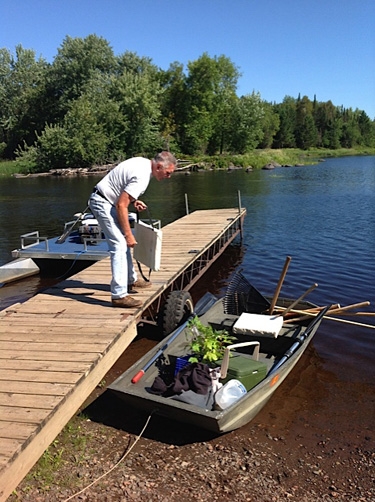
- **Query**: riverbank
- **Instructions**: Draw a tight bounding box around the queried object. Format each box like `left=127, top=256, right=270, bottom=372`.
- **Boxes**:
left=1, top=147, right=375, bottom=177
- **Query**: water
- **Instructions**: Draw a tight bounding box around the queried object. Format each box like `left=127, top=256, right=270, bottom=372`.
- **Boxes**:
left=1, top=157, right=374, bottom=384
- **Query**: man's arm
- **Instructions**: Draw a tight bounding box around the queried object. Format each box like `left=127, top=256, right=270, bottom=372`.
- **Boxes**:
left=116, top=191, right=137, bottom=247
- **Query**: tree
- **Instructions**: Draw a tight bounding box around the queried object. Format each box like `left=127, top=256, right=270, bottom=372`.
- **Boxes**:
left=182, top=53, right=240, bottom=154
left=0, top=45, right=48, bottom=158
left=228, top=93, right=265, bottom=153
left=159, top=62, right=187, bottom=151
left=46, top=35, right=117, bottom=121
left=313, top=100, right=342, bottom=149
left=257, top=101, right=280, bottom=149
left=295, top=95, right=318, bottom=149
left=112, top=51, right=164, bottom=155
left=111, top=70, right=163, bottom=156
left=357, top=110, right=374, bottom=146
left=273, top=97, right=297, bottom=148
left=339, top=108, right=361, bottom=148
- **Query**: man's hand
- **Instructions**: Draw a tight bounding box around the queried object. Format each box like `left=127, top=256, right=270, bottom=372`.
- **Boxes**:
left=125, top=233, right=137, bottom=248
left=134, top=200, right=147, bottom=211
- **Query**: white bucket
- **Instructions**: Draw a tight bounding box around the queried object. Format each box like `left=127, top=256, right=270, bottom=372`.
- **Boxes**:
left=214, top=379, right=247, bottom=410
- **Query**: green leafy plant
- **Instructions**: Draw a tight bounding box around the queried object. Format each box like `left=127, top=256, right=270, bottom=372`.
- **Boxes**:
left=187, top=316, right=236, bottom=364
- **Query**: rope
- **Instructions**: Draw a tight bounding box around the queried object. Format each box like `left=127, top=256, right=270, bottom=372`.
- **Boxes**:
left=55, top=250, right=87, bottom=280
left=62, top=413, right=153, bottom=502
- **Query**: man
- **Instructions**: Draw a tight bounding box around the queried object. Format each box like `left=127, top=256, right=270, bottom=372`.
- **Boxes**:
left=89, top=151, right=177, bottom=308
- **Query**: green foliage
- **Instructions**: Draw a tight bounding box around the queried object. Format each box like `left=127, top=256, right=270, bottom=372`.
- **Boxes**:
left=182, top=53, right=240, bottom=154
left=187, top=316, right=236, bottom=364
left=258, top=102, right=280, bottom=149
left=32, top=124, right=72, bottom=169
left=24, top=416, right=90, bottom=491
left=114, top=70, right=163, bottom=156
left=0, top=159, right=34, bottom=176
left=272, top=97, right=297, bottom=148
left=51, top=34, right=117, bottom=107
left=1, top=36, right=375, bottom=166
left=29, top=439, right=65, bottom=486
left=0, top=45, right=48, bottom=157
left=228, top=93, right=265, bottom=153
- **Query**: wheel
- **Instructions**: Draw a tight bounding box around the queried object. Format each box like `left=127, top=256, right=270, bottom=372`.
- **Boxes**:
left=160, top=290, right=194, bottom=336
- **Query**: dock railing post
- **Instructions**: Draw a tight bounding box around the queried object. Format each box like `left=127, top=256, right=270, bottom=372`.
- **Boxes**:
left=238, top=190, right=244, bottom=241
left=185, top=193, right=189, bottom=215
left=237, top=190, right=242, bottom=213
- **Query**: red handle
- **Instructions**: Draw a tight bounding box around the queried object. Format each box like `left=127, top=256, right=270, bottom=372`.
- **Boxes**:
left=131, top=370, right=145, bottom=384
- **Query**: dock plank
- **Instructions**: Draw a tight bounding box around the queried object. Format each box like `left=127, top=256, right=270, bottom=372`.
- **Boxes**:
left=0, top=360, right=91, bottom=372
left=0, top=394, right=61, bottom=409
left=0, top=351, right=98, bottom=362
left=0, top=407, right=57, bottom=423
left=0, top=422, right=38, bottom=440
left=0, top=370, right=84, bottom=384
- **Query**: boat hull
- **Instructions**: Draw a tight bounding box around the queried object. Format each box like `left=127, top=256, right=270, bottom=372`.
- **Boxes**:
left=0, top=258, right=40, bottom=284
left=109, top=295, right=327, bottom=434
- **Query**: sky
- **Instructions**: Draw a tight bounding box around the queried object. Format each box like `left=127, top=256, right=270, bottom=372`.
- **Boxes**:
left=1, top=0, right=374, bottom=119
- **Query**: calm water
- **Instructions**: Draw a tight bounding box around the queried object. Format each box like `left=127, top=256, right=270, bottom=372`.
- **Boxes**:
left=1, top=156, right=374, bottom=383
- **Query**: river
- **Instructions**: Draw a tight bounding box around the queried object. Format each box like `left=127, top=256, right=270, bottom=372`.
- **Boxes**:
left=1, top=156, right=374, bottom=449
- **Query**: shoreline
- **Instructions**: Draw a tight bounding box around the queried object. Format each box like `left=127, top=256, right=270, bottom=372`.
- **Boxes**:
left=5, top=148, right=375, bottom=179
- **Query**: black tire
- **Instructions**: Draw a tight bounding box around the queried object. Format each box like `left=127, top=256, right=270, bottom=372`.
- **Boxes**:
left=160, top=290, right=194, bottom=336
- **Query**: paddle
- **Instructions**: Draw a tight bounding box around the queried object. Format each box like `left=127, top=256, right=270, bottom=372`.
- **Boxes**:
left=131, top=292, right=218, bottom=383
left=275, top=283, right=318, bottom=318
left=281, top=307, right=375, bottom=329
left=326, top=301, right=370, bottom=314
left=268, top=256, right=291, bottom=315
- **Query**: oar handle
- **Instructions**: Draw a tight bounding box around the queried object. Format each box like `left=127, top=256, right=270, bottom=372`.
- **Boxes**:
left=278, top=283, right=318, bottom=317
left=131, top=370, right=145, bottom=384
left=328, top=301, right=370, bottom=314
left=269, top=256, right=291, bottom=315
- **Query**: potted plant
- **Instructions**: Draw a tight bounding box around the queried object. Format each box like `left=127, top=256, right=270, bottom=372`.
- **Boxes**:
left=186, top=316, right=237, bottom=365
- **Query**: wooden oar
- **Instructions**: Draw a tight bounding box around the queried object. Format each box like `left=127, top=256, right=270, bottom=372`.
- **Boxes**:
left=327, top=301, right=370, bottom=314
left=278, top=307, right=375, bottom=330
left=333, top=312, right=375, bottom=317
left=302, top=304, right=341, bottom=313
left=269, top=256, right=291, bottom=315
left=275, top=283, right=318, bottom=318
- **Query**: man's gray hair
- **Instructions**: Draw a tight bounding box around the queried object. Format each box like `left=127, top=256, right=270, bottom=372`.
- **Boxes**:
left=154, top=151, right=177, bottom=168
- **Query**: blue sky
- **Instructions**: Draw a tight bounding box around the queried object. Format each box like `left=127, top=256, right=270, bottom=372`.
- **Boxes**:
left=1, top=0, right=374, bottom=118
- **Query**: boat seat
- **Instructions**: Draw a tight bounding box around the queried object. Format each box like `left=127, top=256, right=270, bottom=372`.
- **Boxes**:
left=232, top=313, right=283, bottom=338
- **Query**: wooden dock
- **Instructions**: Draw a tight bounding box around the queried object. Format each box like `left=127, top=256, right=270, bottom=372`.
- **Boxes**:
left=0, top=207, right=245, bottom=501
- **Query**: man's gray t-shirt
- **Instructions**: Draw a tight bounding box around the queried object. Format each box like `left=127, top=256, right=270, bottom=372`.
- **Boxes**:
left=96, top=157, right=152, bottom=205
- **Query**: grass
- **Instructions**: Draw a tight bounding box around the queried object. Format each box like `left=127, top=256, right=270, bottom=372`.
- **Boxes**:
left=21, top=415, right=92, bottom=493
left=183, top=147, right=375, bottom=171
left=0, top=160, right=35, bottom=177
